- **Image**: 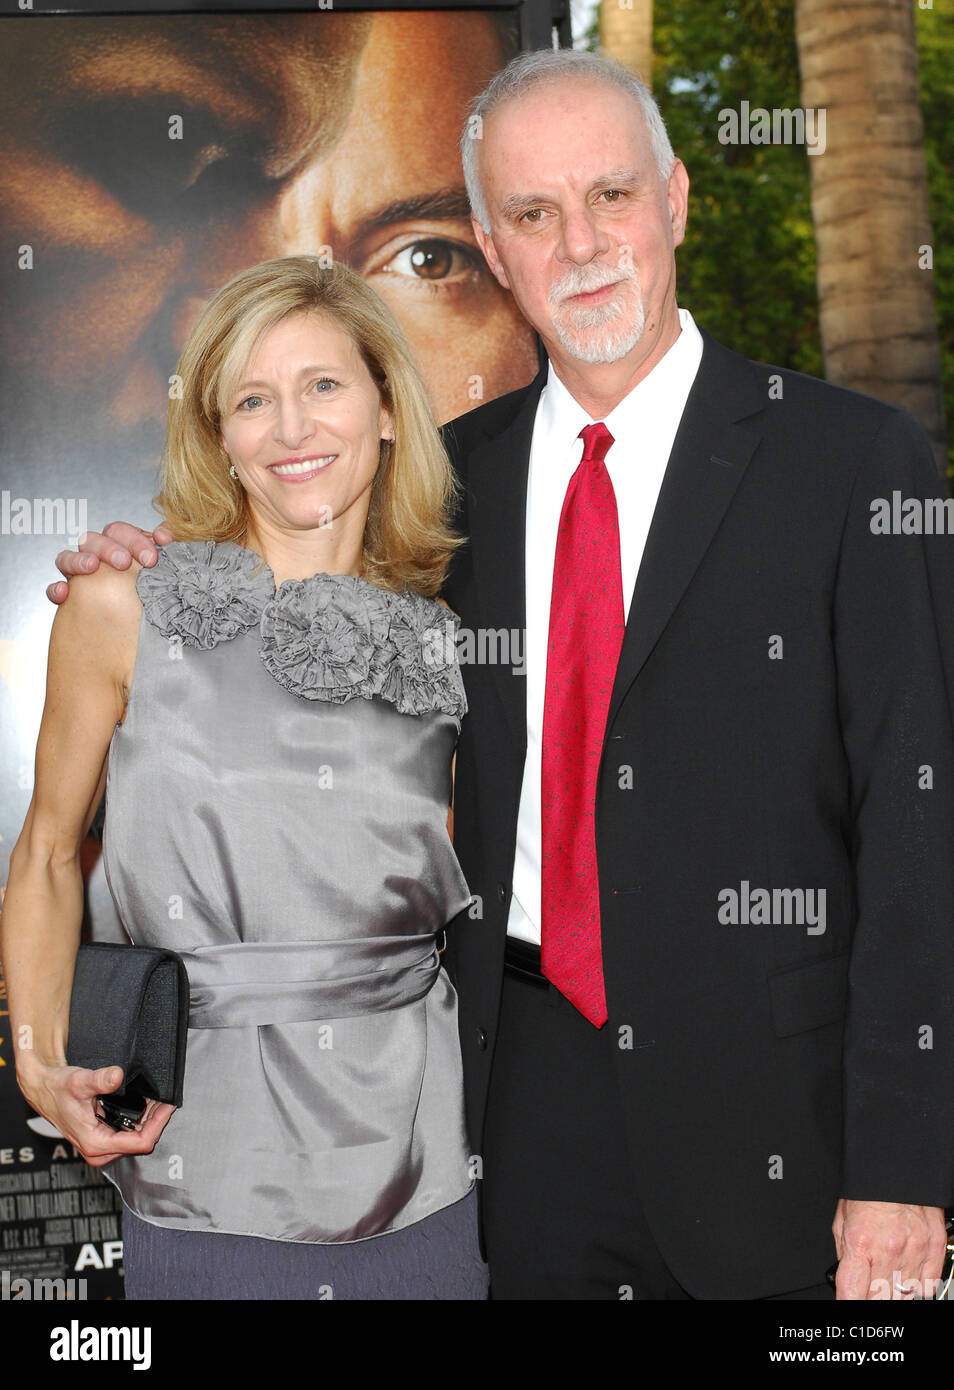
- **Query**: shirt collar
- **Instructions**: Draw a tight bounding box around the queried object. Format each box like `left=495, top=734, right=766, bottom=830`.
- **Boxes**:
left=538, top=307, right=703, bottom=445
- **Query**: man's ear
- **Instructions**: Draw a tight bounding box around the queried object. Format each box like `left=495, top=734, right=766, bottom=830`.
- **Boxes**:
left=667, top=159, right=690, bottom=248
left=471, top=215, right=511, bottom=292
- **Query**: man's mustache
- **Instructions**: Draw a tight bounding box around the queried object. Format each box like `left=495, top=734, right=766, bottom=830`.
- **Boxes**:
left=548, top=262, right=637, bottom=305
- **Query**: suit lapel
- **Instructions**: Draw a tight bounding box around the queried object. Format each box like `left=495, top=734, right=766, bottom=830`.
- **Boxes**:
left=464, top=372, right=545, bottom=755
left=606, top=331, right=765, bottom=729
left=462, top=332, right=766, bottom=745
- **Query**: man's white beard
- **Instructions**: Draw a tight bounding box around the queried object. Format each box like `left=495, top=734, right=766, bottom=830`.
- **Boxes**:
left=549, top=264, right=645, bottom=364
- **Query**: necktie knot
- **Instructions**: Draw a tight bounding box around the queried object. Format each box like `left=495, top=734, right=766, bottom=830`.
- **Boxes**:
left=579, top=421, right=614, bottom=464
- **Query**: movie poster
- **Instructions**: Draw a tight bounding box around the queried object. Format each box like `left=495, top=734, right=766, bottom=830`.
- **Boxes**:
left=0, top=2, right=541, bottom=1299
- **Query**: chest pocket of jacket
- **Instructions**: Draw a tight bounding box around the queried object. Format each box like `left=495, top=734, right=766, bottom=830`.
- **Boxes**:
left=768, top=952, right=850, bottom=1037
left=676, top=580, right=817, bottom=658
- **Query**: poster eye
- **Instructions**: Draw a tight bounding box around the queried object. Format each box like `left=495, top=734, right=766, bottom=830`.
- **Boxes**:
left=385, top=240, right=476, bottom=281
left=49, top=98, right=229, bottom=223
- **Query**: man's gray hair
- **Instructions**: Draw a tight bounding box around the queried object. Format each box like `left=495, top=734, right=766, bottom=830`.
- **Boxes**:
left=461, top=48, right=676, bottom=233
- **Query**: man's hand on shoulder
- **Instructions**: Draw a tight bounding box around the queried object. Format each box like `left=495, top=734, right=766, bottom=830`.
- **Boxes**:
left=48, top=520, right=173, bottom=605
left=832, top=1198, right=948, bottom=1299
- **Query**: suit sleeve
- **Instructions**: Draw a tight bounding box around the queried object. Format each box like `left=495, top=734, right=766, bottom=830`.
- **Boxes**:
left=834, top=408, right=954, bottom=1206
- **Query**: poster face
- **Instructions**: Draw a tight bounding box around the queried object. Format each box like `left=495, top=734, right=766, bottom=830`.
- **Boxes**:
left=0, top=6, right=538, bottom=1297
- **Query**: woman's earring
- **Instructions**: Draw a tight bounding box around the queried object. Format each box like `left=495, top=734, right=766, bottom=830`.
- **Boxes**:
left=229, top=463, right=238, bottom=479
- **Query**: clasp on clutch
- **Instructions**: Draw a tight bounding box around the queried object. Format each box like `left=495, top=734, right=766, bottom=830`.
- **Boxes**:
left=96, top=1091, right=147, bottom=1133
left=436, top=929, right=447, bottom=956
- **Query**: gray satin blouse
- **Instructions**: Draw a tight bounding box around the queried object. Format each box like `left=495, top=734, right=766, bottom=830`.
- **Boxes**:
left=99, top=540, right=473, bottom=1243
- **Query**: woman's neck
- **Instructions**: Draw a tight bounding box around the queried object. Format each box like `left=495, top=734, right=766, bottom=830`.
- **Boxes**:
left=241, top=515, right=364, bottom=586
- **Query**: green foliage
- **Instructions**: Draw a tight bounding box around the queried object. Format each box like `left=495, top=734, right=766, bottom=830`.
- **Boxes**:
left=917, top=0, right=954, bottom=476
left=651, top=0, right=822, bottom=376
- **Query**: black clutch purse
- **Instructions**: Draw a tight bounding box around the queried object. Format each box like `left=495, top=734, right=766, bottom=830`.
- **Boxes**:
left=65, top=943, right=189, bottom=1132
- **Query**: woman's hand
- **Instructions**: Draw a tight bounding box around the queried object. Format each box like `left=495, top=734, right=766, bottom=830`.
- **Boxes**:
left=18, top=1061, right=176, bottom=1167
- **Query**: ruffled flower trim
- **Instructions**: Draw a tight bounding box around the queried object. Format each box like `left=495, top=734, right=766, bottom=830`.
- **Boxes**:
left=136, top=541, right=274, bottom=650
left=260, top=577, right=466, bottom=717
left=138, top=541, right=466, bottom=718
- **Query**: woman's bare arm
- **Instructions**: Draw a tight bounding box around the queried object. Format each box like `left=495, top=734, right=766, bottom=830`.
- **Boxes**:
left=2, top=560, right=175, bottom=1162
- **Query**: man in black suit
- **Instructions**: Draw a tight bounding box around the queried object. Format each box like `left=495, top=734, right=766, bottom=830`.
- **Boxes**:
left=54, top=49, right=953, bottom=1301
left=440, top=49, right=954, bottom=1301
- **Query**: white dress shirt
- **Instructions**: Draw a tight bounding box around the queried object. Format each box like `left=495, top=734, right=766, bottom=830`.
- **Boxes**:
left=507, top=307, right=704, bottom=945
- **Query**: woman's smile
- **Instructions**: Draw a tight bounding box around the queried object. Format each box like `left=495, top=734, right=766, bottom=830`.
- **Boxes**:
left=269, top=453, right=338, bottom=481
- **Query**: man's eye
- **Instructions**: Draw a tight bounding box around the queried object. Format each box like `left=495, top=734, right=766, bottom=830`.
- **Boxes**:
left=521, top=209, right=544, bottom=223
left=383, top=239, right=477, bottom=281
left=600, top=190, right=625, bottom=202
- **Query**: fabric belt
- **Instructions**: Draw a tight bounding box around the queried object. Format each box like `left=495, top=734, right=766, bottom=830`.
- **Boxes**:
left=182, top=933, right=443, bottom=1028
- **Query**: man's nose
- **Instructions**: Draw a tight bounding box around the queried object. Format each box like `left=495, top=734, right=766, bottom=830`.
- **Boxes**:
left=557, top=203, right=611, bottom=265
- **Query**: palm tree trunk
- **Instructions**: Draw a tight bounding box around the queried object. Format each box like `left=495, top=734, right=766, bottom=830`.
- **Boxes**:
left=795, top=0, right=948, bottom=475
left=600, top=0, right=653, bottom=89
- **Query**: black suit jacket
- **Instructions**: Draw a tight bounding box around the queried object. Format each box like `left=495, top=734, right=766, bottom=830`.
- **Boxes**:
left=441, top=327, right=954, bottom=1299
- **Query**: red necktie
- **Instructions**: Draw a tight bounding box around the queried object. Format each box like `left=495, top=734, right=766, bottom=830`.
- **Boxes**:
left=541, top=422, right=624, bottom=1027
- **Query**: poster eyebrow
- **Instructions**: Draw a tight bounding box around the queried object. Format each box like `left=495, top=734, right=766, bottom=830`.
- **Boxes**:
left=354, top=189, right=474, bottom=238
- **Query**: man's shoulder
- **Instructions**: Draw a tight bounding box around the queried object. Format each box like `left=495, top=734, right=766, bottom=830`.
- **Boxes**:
left=700, top=326, right=921, bottom=441
left=441, top=370, right=546, bottom=460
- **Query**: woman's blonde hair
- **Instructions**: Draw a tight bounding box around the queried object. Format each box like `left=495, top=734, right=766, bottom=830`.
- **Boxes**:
left=156, top=255, right=461, bottom=596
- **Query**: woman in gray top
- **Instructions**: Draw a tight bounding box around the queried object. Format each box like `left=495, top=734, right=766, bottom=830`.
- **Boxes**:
left=1, top=256, right=487, bottom=1300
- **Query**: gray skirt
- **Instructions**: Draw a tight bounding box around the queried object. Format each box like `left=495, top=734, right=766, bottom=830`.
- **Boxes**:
left=121, top=1188, right=489, bottom=1301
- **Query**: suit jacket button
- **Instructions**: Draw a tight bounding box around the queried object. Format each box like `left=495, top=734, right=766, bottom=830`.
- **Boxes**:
left=496, top=883, right=508, bottom=904
left=477, top=1027, right=488, bottom=1051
